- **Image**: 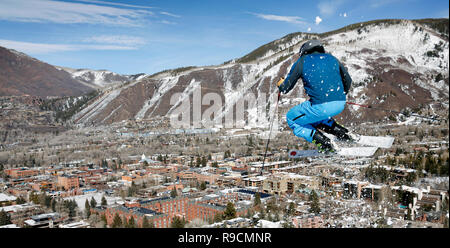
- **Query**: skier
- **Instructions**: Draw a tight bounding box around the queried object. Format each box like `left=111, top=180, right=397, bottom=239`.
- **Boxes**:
left=277, top=39, right=353, bottom=153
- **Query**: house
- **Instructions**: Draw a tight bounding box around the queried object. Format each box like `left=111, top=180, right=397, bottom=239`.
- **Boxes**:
left=24, top=212, right=63, bottom=228
left=0, top=203, right=43, bottom=226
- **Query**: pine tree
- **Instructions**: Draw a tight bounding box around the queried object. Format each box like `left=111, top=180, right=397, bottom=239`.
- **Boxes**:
left=201, top=156, right=207, bottom=167
left=0, top=209, right=12, bottom=225
left=171, top=216, right=185, bottom=228
left=29, top=191, right=39, bottom=204
left=85, top=199, right=91, bottom=218
left=127, top=216, right=136, bottom=228
left=200, top=181, right=207, bottom=190
left=67, top=200, right=77, bottom=219
left=44, top=195, right=51, bottom=208
left=223, top=202, right=237, bottom=220
left=254, top=192, right=261, bottom=207
left=90, top=197, right=97, bottom=208
left=309, top=190, right=321, bottom=214
left=196, top=156, right=201, bottom=167
left=171, top=188, right=178, bottom=198
left=128, top=182, right=137, bottom=197
left=112, top=213, right=122, bottom=228
left=224, top=150, right=231, bottom=159
left=287, top=202, right=296, bottom=216
left=16, top=196, right=26, bottom=204
left=213, top=213, right=223, bottom=223
left=101, top=195, right=107, bottom=207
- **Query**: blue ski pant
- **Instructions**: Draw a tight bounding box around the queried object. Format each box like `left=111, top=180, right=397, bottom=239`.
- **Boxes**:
left=286, top=100, right=346, bottom=143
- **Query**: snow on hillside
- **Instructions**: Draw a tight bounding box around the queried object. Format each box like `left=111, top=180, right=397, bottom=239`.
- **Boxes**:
left=72, top=87, right=123, bottom=124
left=136, top=75, right=182, bottom=120
left=325, top=20, right=449, bottom=103
left=72, top=69, right=126, bottom=87
left=57, top=67, right=149, bottom=90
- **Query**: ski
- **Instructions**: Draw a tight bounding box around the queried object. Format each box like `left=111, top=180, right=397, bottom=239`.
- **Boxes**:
left=354, top=135, right=394, bottom=148
left=324, top=133, right=395, bottom=149
left=288, top=146, right=378, bottom=158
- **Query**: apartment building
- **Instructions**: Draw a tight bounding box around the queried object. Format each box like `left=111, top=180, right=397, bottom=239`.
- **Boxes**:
left=263, top=173, right=320, bottom=195
left=5, top=168, right=40, bottom=178
left=57, top=175, right=80, bottom=190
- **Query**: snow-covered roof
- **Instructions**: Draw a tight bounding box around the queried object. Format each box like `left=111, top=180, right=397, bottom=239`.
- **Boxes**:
left=258, top=220, right=283, bottom=228
left=243, top=176, right=267, bottom=181
left=0, top=193, right=17, bottom=202
left=0, top=203, right=38, bottom=213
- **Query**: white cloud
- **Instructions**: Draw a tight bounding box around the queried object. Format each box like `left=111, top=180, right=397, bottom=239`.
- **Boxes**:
left=83, top=35, right=146, bottom=46
left=318, top=0, right=346, bottom=16
left=252, top=13, right=306, bottom=25
left=160, top=11, right=181, bottom=18
left=307, top=27, right=312, bottom=32
left=315, top=16, right=322, bottom=25
left=344, top=13, right=347, bottom=17
left=74, top=0, right=155, bottom=9
left=160, top=20, right=177, bottom=25
left=0, top=0, right=152, bottom=26
left=0, top=39, right=136, bottom=54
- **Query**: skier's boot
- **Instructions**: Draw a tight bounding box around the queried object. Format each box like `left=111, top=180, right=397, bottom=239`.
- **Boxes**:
left=312, top=130, right=336, bottom=154
left=316, top=121, right=354, bottom=142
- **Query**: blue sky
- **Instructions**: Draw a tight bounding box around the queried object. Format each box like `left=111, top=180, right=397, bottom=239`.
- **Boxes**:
left=0, top=0, right=448, bottom=75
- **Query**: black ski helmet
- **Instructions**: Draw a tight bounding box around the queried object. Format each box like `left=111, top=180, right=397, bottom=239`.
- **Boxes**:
left=299, top=39, right=325, bottom=57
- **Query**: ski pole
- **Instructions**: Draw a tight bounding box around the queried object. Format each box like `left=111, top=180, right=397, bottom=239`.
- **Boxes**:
left=347, top=102, right=445, bottom=121
left=261, top=87, right=281, bottom=175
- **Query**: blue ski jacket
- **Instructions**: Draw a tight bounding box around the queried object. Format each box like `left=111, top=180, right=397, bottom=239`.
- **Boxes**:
left=278, top=52, right=352, bottom=104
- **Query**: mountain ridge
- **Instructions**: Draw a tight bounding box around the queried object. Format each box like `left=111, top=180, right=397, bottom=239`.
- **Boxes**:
left=0, top=46, right=94, bottom=97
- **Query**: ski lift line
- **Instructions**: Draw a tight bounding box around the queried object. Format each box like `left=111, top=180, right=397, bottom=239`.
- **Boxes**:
left=346, top=102, right=445, bottom=121
left=261, top=91, right=281, bottom=175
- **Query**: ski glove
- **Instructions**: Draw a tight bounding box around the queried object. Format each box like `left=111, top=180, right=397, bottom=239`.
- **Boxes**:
left=277, top=77, right=285, bottom=91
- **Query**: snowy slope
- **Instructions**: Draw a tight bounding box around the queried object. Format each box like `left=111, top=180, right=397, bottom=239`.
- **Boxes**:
left=58, top=67, right=148, bottom=89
